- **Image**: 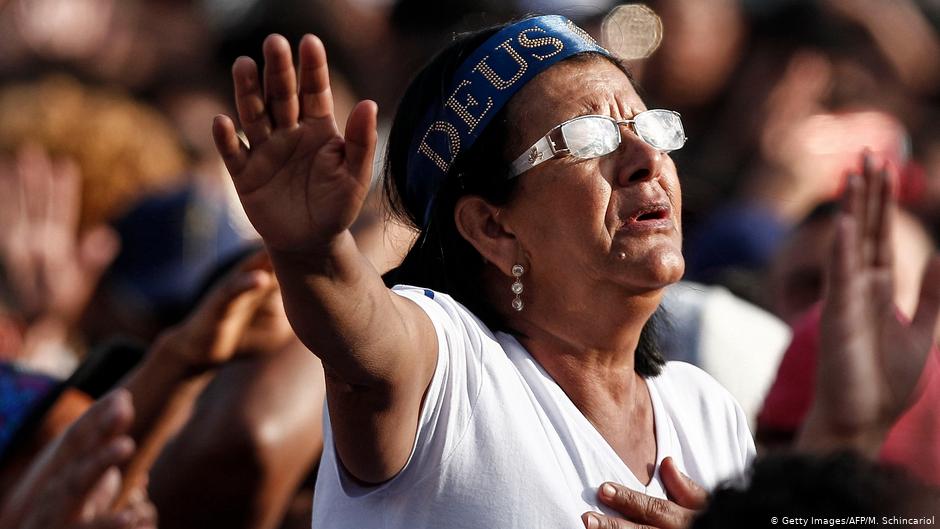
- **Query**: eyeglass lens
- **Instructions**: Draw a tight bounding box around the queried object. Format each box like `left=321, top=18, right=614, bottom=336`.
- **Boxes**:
left=562, top=117, right=620, bottom=159
left=634, top=110, right=684, bottom=151
left=561, top=111, right=684, bottom=159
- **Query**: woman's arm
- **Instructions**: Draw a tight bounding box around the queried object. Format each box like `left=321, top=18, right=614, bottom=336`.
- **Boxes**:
left=212, top=34, right=437, bottom=483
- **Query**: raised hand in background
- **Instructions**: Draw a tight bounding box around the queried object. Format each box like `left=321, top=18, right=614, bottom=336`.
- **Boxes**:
left=800, top=152, right=940, bottom=456
left=0, top=389, right=156, bottom=529
left=0, top=145, right=119, bottom=366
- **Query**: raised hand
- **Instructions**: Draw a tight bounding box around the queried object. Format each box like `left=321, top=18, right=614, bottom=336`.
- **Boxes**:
left=212, top=34, right=378, bottom=254
left=0, top=389, right=156, bottom=529
left=211, top=35, right=436, bottom=486
left=0, top=145, right=119, bottom=328
left=581, top=458, right=708, bottom=529
left=110, top=252, right=278, bottom=508
left=153, top=251, right=278, bottom=372
left=799, top=152, right=940, bottom=456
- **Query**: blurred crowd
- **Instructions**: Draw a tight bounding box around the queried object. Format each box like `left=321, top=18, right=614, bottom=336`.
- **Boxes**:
left=0, top=0, right=938, bottom=528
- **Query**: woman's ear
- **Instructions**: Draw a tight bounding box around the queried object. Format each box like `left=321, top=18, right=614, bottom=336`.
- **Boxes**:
left=454, top=196, right=518, bottom=276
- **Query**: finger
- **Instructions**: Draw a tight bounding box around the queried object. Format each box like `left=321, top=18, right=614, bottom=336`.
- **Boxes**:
left=862, top=152, right=883, bottom=264
left=110, top=485, right=156, bottom=524
left=298, top=34, right=339, bottom=132
left=262, top=34, right=299, bottom=130
left=110, top=474, right=145, bottom=513
left=660, top=457, right=708, bottom=510
left=582, top=512, right=649, bottom=529
left=55, top=439, right=134, bottom=521
left=199, top=267, right=274, bottom=321
left=48, top=157, right=82, bottom=234
left=0, top=157, right=18, bottom=228
left=841, top=171, right=865, bottom=265
left=344, top=99, right=379, bottom=189
left=77, top=226, right=120, bottom=287
left=17, top=143, right=53, bottom=223
left=53, top=389, right=135, bottom=466
left=212, top=115, right=249, bottom=177
left=128, top=500, right=158, bottom=529
left=911, top=256, right=940, bottom=346
left=71, top=510, right=136, bottom=529
left=181, top=266, right=275, bottom=364
left=597, top=481, right=691, bottom=529
left=211, top=269, right=275, bottom=329
left=870, top=163, right=896, bottom=319
left=873, top=162, right=895, bottom=269
left=232, top=56, right=272, bottom=147
left=826, top=186, right=861, bottom=310
left=6, top=388, right=133, bottom=524
left=81, top=466, right=122, bottom=520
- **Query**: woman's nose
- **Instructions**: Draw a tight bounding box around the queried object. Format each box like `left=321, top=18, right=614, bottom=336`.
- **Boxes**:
left=612, top=129, right=665, bottom=187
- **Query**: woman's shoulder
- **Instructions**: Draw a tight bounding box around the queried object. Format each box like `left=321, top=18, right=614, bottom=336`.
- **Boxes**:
left=390, top=284, right=499, bottom=345
left=392, top=285, right=475, bottom=321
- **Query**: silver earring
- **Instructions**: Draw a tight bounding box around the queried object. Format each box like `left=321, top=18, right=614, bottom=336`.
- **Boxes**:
left=511, top=264, right=525, bottom=311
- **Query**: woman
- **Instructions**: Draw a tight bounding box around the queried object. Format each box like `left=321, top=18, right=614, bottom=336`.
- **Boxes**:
left=211, top=15, right=940, bottom=528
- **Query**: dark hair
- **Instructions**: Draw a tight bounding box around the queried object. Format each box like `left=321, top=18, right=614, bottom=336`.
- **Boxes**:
left=693, top=452, right=940, bottom=528
left=382, top=23, right=666, bottom=377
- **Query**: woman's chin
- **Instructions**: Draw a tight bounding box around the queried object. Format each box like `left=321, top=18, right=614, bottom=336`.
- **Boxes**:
left=615, top=243, right=685, bottom=289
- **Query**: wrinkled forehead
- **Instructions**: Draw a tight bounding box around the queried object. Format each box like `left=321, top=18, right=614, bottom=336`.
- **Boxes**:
left=504, top=56, right=644, bottom=154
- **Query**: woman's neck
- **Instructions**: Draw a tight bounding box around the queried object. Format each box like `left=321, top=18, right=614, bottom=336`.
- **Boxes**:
left=511, top=289, right=659, bottom=407
left=515, top=315, right=659, bottom=484
left=492, top=270, right=665, bottom=483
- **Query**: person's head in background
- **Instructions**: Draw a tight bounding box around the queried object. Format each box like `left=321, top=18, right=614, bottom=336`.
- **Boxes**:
left=0, top=75, right=213, bottom=353
left=693, top=451, right=940, bottom=529
left=676, top=1, right=918, bottom=230
left=0, top=75, right=186, bottom=229
left=80, top=186, right=259, bottom=348
left=769, top=199, right=935, bottom=325
left=626, top=0, right=747, bottom=111
left=675, top=0, right=926, bottom=304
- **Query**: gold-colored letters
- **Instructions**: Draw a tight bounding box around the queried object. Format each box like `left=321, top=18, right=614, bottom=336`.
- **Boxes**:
left=517, top=28, right=564, bottom=61
left=417, top=121, right=461, bottom=172
left=472, top=39, right=528, bottom=90
left=445, top=80, right=493, bottom=131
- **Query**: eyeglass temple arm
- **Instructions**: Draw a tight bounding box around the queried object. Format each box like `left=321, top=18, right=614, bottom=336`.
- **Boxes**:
left=510, top=130, right=567, bottom=177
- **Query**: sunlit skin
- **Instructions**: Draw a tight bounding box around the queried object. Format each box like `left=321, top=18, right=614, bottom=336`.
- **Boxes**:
left=456, top=57, right=684, bottom=483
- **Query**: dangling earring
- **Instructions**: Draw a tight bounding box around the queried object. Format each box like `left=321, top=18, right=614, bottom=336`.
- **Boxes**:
left=511, top=264, right=525, bottom=312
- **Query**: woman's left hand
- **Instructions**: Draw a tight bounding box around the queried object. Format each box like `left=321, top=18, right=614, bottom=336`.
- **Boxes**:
left=581, top=458, right=707, bottom=529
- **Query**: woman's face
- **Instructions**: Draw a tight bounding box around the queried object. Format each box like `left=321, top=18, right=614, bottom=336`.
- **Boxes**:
left=501, top=57, right=684, bottom=296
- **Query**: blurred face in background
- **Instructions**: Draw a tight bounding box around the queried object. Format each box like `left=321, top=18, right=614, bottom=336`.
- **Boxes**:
left=769, top=206, right=934, bottom=325
left=639, top=0, right=747, bottom=108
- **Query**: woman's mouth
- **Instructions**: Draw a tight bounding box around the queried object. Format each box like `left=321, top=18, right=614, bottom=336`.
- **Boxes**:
left=618, top=202, right=674, bottom=234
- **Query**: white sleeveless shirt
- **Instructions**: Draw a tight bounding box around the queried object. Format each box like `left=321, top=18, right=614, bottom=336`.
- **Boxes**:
left=312, top=286, right=755, bottom=528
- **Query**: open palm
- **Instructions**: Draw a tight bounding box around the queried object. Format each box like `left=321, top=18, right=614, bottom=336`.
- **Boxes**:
left=212, top=34, right=377, bottom=254
left=807, top=154, right=940, bottom=454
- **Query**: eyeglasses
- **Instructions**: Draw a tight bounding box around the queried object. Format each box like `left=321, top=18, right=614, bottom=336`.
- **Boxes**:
left=509, top=110, right=686, bottom=177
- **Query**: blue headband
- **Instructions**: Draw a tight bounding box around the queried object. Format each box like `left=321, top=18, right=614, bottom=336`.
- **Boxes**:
left=406, top=15, right=610, bottom=228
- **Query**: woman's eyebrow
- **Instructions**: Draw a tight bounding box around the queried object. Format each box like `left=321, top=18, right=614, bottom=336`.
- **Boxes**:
left=567, top=99, right=606, bottom=120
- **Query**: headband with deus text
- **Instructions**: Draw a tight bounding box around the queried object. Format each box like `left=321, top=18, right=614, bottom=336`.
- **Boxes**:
left=406, top=15, right=610, bottom=227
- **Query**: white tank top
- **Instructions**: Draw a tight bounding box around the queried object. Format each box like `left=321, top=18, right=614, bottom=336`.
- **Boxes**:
left=312, top=286, right=755, bottom=528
